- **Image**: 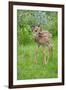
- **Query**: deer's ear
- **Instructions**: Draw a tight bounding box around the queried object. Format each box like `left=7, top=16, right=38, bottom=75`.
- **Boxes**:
left=40, top=27, right=42, bottom=31
left=38, top=24, right=40, bottom=27
left=37, top=25, right=42, bottom=31
left=32, top=25, right=35, bottom=28
left=32, top=26, right=35, bottom=31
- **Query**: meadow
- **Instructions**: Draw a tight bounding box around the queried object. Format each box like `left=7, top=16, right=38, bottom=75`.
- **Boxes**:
left=17, top=38, right=58, bottom=80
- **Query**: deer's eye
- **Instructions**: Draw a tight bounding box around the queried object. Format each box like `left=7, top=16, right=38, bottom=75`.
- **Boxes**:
left=35, top=30, right=37, bottom=32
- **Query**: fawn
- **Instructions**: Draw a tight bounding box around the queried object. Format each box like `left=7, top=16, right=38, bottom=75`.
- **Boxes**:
left=32, top=25, right=53, bottom=64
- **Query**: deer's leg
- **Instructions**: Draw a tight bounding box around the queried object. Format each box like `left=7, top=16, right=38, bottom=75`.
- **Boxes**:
left=50, top=44, right=53, bottom=60
left=48, top=44, right=53, bottom=62
left=42, top=47, right=47, bottom=64
left=34, top=47, right=38, bottom=64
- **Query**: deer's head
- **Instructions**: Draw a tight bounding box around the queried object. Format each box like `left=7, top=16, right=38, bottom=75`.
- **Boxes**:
left=32, top=25, right=42, bottom=37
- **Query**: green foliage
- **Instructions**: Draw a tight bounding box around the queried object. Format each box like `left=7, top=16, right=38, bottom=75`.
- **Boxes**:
left=17, top=24, right=33, bottom=45
left=17, top=10, right=58, bottom=46
left=44, top=12, right=58, bottom=37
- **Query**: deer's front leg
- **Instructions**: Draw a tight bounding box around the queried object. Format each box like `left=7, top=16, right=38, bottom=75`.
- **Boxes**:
left=34, top=47, right=38, bottom=64
left=43, top=48, right=47, bottom=64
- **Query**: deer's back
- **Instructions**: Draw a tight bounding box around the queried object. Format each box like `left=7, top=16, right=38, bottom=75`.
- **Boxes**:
left=35, top=31, right=52, bottom=45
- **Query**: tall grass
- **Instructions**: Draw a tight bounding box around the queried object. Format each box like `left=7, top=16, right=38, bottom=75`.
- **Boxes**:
left=17, top=38, right=58, bottom=80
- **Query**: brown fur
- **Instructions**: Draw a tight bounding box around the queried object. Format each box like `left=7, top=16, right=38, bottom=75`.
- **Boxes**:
left=32, top=25, right=53, bottom=64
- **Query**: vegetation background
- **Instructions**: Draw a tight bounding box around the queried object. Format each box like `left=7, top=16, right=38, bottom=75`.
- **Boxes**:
left=17, top=10, right=58, bottom=80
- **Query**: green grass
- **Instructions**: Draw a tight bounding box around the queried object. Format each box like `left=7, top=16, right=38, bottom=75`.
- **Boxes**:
left=17, top=38, right=58, bottom=80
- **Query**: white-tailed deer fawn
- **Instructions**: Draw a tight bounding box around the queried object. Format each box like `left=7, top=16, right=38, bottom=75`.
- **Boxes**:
left=32, top=25, right=53, bottom=64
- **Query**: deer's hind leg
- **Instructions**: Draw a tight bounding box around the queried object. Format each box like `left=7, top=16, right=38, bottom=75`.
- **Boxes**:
left=34, top=47, right=38, bottom=64
left=48, top=43, right=53, bottom=63
left=42, top=47, right=47, bottom=64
